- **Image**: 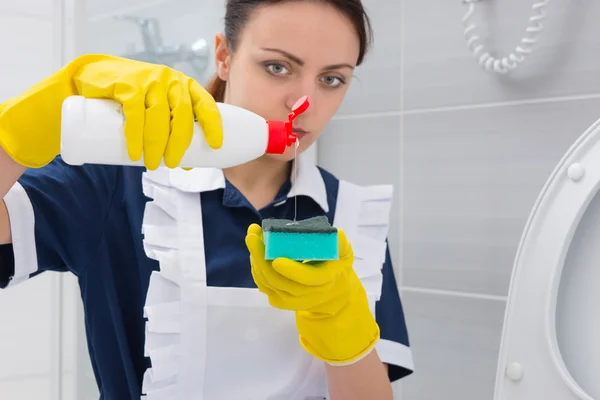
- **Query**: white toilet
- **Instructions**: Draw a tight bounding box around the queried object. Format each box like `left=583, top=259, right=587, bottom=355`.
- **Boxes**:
left=494, top=117, right=600, bottom=399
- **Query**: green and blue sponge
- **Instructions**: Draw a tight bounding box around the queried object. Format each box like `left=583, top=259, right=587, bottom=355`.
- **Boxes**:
left=262, top=216, right=339, bottom=261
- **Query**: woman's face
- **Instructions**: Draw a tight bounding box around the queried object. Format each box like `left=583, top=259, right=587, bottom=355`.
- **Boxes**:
left=214, top=1, right=361, bottom=161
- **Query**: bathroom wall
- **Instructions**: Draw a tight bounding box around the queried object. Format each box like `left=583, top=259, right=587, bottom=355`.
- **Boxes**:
left=0, top=2, right=81, bottom=399
left=318, top=0, right=600, bottom=399
left=0, top=0, right=55, bottom=397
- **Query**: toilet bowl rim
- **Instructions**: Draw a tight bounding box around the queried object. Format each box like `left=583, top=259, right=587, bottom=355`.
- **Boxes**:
left=494, top=116, right=600, bottom=400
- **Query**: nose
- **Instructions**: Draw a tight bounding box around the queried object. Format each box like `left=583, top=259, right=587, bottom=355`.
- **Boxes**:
left=285, top=78, right=318, bottom=117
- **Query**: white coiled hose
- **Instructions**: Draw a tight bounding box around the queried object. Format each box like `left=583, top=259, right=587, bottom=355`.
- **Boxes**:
left=462, top=0, right=549, bottom=74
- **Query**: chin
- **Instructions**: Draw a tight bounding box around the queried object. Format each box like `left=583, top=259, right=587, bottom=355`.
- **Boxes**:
left=265, top=143, right=309, bottom=162
left=265, top=152, right=297, bottom=163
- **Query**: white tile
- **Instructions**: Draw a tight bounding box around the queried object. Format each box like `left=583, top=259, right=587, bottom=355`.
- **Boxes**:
left=53, top=274, right=98, bottom=398
left=61, top=372, right=77, bottom=400
left=62, top=369, right=99, bottom=400
left=0, top=376, right=51, bottom=399
left=0, top=0, right=53, bottom=18
left=60, top=274, right=79, bottom=373
left=337, top=0, right=401, bottom=115
left=317, top=115, right=401, bottom=270
left=0, top=274, right=54, bottom=379
left=64, top=0, right=75, bottom=20
left=84, top=17, right=142, bottom=58
left=403, top=0, right=600, bottom=110
left=400, top=290, right=505, bottom=400
left=64, top=19, right=77, bottom=61
left=85, top=0, right=159, bottom=19
left=0, top=15, right=55, bottom=100
left=402, top=98, right=600, bottom=295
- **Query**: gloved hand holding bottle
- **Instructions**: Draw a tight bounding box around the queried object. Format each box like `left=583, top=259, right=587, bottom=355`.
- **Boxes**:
left=245, top=223, right=380, bottom=366
left=0, top=54, right=223, bottom=169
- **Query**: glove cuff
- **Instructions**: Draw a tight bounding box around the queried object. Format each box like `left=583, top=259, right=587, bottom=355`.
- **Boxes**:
left=0, top=68, right=76, bottom=168
left=296, top=281, right=380, bottom=365
left=325, top=339, right=379, bottom=367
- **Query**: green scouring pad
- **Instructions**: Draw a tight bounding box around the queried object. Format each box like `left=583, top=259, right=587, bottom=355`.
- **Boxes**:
left=262, top=216, right=339, bottom=261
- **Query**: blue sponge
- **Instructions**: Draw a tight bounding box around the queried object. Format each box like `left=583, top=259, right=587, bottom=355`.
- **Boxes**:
left=262, top=216, right=339, bottom=261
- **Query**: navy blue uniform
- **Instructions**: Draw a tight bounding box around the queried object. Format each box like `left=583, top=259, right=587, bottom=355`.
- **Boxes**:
left=0, top=156, right=413, bottom=399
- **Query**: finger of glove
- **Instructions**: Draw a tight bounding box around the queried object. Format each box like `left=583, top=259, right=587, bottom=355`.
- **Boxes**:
left=247, top=223, right=263, bottom=240
left=116, top=89, right=145, bottom=162
left=271, top=257, right=335, bottom=286
left=250, top=256, right=285, bottom=306
left=189, top=79, right=223, bottom=150
left=143, top=83, right=170, bottom=170
left=251, top=257, right=327, bottom=310
left=246, top=232, right=300, bottom=293
left=255, top=254, right=314, bottom=298
left=250, top=256, right=273, bottom=292
left=163, top=79, right=194, bottom=168
left=245, top=232, right=267, bottom=264
left=246, top=233, right=318, bottom=297
left=337, top=228, right=354, bottom=262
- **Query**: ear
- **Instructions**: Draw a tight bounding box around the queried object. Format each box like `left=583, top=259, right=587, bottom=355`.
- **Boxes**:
left=214, top=33, right=231, bottom=81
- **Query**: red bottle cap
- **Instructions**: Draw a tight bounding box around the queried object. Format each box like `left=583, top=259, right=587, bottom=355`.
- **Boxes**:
left=265, top=96, right=310, bottom=154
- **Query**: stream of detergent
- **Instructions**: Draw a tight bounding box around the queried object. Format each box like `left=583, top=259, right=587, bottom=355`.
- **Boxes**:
left=288, top=138, right=300, bottom=225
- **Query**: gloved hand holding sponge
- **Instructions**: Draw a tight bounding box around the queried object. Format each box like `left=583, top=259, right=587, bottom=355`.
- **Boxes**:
left=0, top=54, right=223, bottom=169
left=245, top=223, right=380, bottom=366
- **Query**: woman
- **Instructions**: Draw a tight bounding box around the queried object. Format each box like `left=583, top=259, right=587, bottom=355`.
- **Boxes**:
left=0, top=0, right=413, bottom=399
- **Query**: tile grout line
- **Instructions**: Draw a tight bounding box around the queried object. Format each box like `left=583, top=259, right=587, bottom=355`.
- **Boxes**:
left=0, top=371, right=74, bottom=383
left=333, top=110, right=401, bottom=121
left=400, top=286, right=508, bottom=302
left=51, top=3, right=66, bottom=399
left=402, top=92, right=600, bottom=115
left=87, top=0, right=173, bottom=22
left=398, top=0, right=406, bottom=289
left=332, top=92, right=600, bottom=121
left=0, top=10, right=54, bottom=21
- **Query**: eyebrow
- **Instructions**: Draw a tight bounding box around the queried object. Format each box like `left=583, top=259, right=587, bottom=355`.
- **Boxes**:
left=260, top=47, right=355, bottom=71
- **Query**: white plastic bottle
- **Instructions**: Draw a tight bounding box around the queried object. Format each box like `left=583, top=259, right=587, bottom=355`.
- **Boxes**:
left=60, top=95, right=310, bottom=169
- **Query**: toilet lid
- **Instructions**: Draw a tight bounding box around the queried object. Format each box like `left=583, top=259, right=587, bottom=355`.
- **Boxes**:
left=494, top=117, right=600, bottom=400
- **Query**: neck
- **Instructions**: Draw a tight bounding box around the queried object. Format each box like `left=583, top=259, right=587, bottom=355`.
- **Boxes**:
left=223, top=156, right=292, bottom=210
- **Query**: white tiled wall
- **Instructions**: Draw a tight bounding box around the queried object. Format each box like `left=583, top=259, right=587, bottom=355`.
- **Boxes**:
left=0, top=1, right=62, bottom=399
left=0, top=1, right=86, bottom=399
left=0, top=11, right=55, bottom=100
left=319, top=0, right=600, bottom=399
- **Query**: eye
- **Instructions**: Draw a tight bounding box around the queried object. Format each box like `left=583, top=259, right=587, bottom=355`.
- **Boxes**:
left=265, top=62, right=291, bottom=76
left=320, top=75, right=346, bottom=89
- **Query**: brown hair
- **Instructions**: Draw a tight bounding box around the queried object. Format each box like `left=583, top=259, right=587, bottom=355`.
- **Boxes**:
left=205, top=0, right=373, bottom=102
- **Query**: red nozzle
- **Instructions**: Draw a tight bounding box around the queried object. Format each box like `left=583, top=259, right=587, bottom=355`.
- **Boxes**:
left=266, top=96, right=310, bottom=154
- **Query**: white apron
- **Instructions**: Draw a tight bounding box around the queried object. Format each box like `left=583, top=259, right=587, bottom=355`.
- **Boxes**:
left=139, top=166, right=393, bottom=400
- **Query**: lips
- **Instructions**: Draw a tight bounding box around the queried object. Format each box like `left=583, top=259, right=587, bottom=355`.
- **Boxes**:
left=293, top=128, right=309, bottom=140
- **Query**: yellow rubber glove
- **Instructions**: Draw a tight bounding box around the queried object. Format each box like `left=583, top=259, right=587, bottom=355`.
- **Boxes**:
left=0, top=54, right=223, bottom=169
left=245, top=223, right=380, bottom=365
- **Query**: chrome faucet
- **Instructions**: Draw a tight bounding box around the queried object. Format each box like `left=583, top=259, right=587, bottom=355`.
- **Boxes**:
left=115, top=16, right=210, bottom=77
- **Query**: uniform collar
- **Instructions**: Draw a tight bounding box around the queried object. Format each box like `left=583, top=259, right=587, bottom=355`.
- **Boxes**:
left=167, top=152, right=329, bottom=212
